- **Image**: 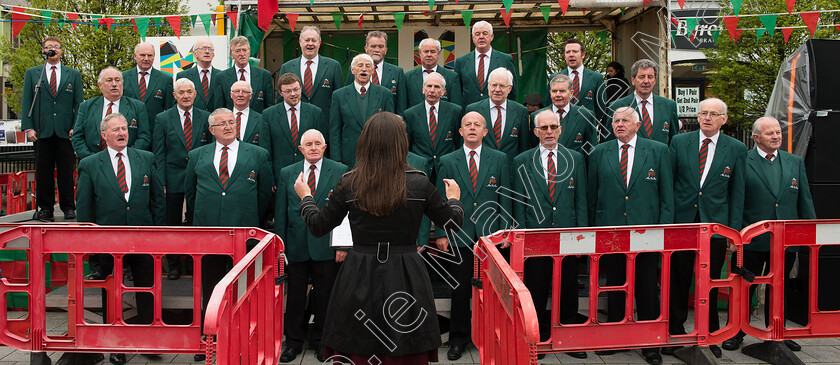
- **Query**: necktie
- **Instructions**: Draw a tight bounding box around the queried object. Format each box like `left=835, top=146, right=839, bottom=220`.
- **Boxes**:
left=219, top=146, right=229, bottom=188
left=765, top=154, right=774, bottom=162
left=428, top=105, right=437, bottom=147
left=469, top=150, right=478, bottom=193
left=235, top=111, right=243, bottom=139
left=303, top=60, right=314, bottom=99
left=290, top=107, right=299, bottom=144
left=183, top=110, right=193, bottom=150
left=372, top=68, right=380, bottom=85
left=360, top=86, right=366, bottom=96
left=138, top=71, right=148, bottom=101
left=424, top=69, right=434, bottom=74
left=49, top=66, right=57, bottom=96
left=116, top=152, right=128, bottom=195
left=101, top=102, right=114, bottom=150
left=239, top=68, right=246, bottom=81
left=477, top=54, right=486, bottom=90
left=200, top=69, right=210, bottom=101
left=699, top=138, right=712, bottom=181
left=640, top=100, right=653, bottom=138
left=308, top=165, right=317, bottom=194
left=571, top=70, right=580, bottom=102
left=547, top=151, right=556, bottom=202
left=620, top=144, right=630, bottom=188
left=558, top=109, right=565, bottom=120
left=493, top=105, right=503, bottom=147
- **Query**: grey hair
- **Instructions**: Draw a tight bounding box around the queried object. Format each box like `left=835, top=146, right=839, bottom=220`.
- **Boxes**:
left=350, top=54, right=374, bottom=72
left=549, top=74, right=573, bottom=89
left=699, top=97, right=727, bottom=116
left=752, top=116, right=780, bottom=135
left=173, top=77, right=195, bottom=92
left=300, top=129, right=326, bottom=145
left=472, top=21, right=493, bottom=35
left=613, top=106, right=640, bottom=123
left=100, top=113, right=127, bottom=132
left=366, top=30, right=388, bottom=44
left=300, top=25, right=321, bottom=40
left=424, top=72, right=447, bottom=89
left=419, top=38, right=441, bottom=51
left=97, top=66, right=121, bottom=84
left=229, top=36, right=250, bottom=50
left=630, top=59, right=658, bottom=78
left=134, top=42, right=153, bottom=55
left=534, top=109, right=559, bottom=128
left=488, top=67, right=513, bottom=86
left=209, top=108, right=233, bottom=126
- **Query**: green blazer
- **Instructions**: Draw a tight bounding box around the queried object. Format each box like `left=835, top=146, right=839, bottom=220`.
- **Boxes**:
left=278, top=56, right=344, bottom=124
left=407, top=151, right=432, bottom=246
left=21, top=64, right=84, bottom=138
left=212, top=66, right=275, bottom=113
left=73, top=96, right=150, bottom=159
left=404, top=101, right=462, bottom=175
left=346, top=62, right=407, bottom=114
left=153, top=107, right=213, bottom=193
left=455, top=49, right=517, bottom=106
left=276, top=158, right=348, bottom=262
left=607, top=94, right=679, bottom=144
left=261, top=102, right=324, bottom=179
left=435, top=146, right=511, bottom=245
left=404, top=66, right=463, bottom=108
left=185, top=142, right=274, bottom=227
left=236, top=109, right=263, bottom=147
left=329, top=84, right=395, bottom=167
left=464, top=99, right=530, bottom=163
left=743, top=149, right=816, bottom=251
left=75, top=148, right=164, bottom=226
left=588, top=137, right=674, bottom=226
left=512, top=146, right=587, bottom=228
left=544, top=68, right=606, bottom=119
left=122, top=67, right=175, bottom=136
left=530, top=105, right=598, bottom=153
left=670, top=131, right=746, bottom=229
left=176, top=66, right=220, bottom=112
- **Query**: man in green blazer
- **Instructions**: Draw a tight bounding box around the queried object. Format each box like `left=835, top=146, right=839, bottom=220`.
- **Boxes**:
left=263, top=73, right=325, bottom=177
left=454, top=21, right=517, bottom=106
left=435, top=111, right=511, bottom=360
left=405, top=38, right=462, bottom=109
left=212, top=36, right=274, bottom=113
left=512, top=110, right=588, bottom=359
left=606, top=59, right=678, bottom=145
left=276, top=129, right=347, bottom=363
left=588, top=106, right=674, bottom=365
left=721, top=116, right=816, bottom=352
left=278, top=26, right=344, bottom=125
left=666, top=98, right=746, bottom=358
left=532, top=73, right=598, bottom=153
left=464, top=67, right=529, bottom=163
left=544, top=39, right=606, bottom=121
left=75, top=113, right=163, bottom=364
left=404, top=72, right=462, bottom=181
left=122, top=42, right=175, bottom=136
left=21, top=36, right=84, bottom=221
left=229, top=81, right=263, bottom=147
left=74, top=67, right=150, bottom=159
left=329, top=54, right=395, bottom=167
left=176, top=38, right=219, bottom=112
left=345, top=31, right=407, bottom=114
left=153, top=78, right=213, bottom=280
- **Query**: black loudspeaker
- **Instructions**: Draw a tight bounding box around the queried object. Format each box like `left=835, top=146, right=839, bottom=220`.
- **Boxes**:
left=807, top=39, right=840, bottom=110
left=804, top=111, right=840, bottom=183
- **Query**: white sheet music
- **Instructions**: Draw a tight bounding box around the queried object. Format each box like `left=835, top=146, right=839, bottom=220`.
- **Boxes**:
left=330, top=215, right=353, bottom=247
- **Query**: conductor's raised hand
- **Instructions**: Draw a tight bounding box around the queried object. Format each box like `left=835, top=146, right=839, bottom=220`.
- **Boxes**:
left=443, top=179, right=460, bottom=201
left=293, top=172, right=311, bottom=199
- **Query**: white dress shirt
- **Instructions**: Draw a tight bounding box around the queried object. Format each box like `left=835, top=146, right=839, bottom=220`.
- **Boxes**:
left=304, top=158, right=324, bottom=190
left=699, top=131, right=721, bottom=187
left=618, top=135, right=638, bottom=186
left=756, top=147, right=778, bottom=161
left=422, top=65, right=439, bottom=82
left=474, top=48, right=493, bottom=81
left=178, top=106, right=194, bottom=130
left=567, top=65, right=585, bottom=89
left=233, top=106, right=250, bottom=140
left=285, top=101, right=302, bottom=131
left=635, top=93, right=655, bottom=122
left=48, top=62, right=62, bottom=87
left=539, top=145, right=558, bottom=181
left=463, top=144, right=482, bottom=171
left=354, top=81, right=371, bottom=95
left=102, top=98, right=120, bottom=119
left=490, top=99, right=508, bottom=134
left=214, top=139, right=240, bottom=178
left=425, top=101, right=439, bottom=128
left=300, top=55, right=319, bottom=79
left=107, top=147, right=131, bottom=201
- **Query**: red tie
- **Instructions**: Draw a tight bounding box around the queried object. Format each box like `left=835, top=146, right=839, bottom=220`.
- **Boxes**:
left=558, top=109, right=565, bottom=120
left=138, top=71, right=148, bottom=101
left=424, top=69, right=434, bottom=74
left=239, top=68, right=246, bottom=81
left=49, top=66, right=57, bottom=96
left=372, top=68, right=380, bottom=85
left=116, top=152, right=128, bottom=194
left=235, top=111, right=243, bottom=139
left=547, top=151, right=556, bottom=202
left=307, top=165, right=317, bottom=194
left=428, top=105, right=437, bottom=147
left=290, top=107, right=299, bottom=144
left=493, top=106, right=503, bottom=147
left=101, top=102, right=114, bottom=150
left=765, top=154, right=774, bottom=162
left=219, top=146, right=229, bottom=188
left=640, top=100, right=653, bottom=138
left=469, top=150, right=478, bottom=193
left=200, top=69, right=210, bottom=101
left=571, top=70, right=580, bottom=102
left=620, top=144, right=630, bottom=188
left=477, top=54, right=486, bottom=90
left=360, top=86, right=366, bottom=96
left=183, top=110, right=193, bottom=150
left=699, top=138, right=711, bottom=181
left=303, top=60, right=314, bottom=99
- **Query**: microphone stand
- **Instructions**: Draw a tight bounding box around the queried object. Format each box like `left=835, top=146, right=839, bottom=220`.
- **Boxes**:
left=27, top=53, right=52, bottom=221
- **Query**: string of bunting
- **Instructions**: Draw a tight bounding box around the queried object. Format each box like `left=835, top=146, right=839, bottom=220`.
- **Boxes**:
left=674, top=8, right=840, bottom=44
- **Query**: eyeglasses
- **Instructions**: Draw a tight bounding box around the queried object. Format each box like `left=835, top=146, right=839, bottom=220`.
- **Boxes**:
left=538, top=125, right=560, bottom=131
left=231, top=89, right=252, bottom=94
left=195, top=46, right=214, bottom=52
left=280, top=87, right=301, bottom=94
left=212, top=121, right=236, bottom=127
left=42, top=45, right=61, bottom=50
left=489, top=83, right=510, bottom=89
left=699, top=111, right=725, bottom=118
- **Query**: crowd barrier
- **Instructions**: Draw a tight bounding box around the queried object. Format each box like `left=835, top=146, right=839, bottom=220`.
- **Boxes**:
left=0, top=170, right=79, bottom=216
left=0, top=225, right=281, bottom=358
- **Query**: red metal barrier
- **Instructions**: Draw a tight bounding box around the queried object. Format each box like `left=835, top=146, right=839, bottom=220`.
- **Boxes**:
left=203, top=230, right=284, bottom=364
left=740, top=219, right=840, bottom=340
left=0, top=225, right=278, bottom=355
left=0, top=170, right=79, bottom=216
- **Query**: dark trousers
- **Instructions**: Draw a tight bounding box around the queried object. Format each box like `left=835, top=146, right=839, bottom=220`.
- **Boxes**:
left=100, top=254, right=155, bottom=324
left=448, top=245, right=475, bottom=347
left=669, top=236, right=727, bottom=334
left=284, top=259, right=339, bottom=350
left=201, top=255, right=233, bottom=325
left=603, top=252, right=660, bottom=323
left=165, top=193, right=188, bottom=270
left=524, top=256, right=579, bottom=341
left=34, top=137, right=75, bottom=212
left=733, top=249, right=796, bottom=327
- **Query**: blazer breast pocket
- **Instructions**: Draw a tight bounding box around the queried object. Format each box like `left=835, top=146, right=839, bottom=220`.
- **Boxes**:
left=661, top=121, right=672, bottom=133
left=509, top=126, right=521, bottom=139
left=256, top=91, right=265, bottom=101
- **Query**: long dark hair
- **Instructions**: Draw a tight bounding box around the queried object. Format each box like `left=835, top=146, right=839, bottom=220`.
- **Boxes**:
left=343, top=112, right=408, bottom=216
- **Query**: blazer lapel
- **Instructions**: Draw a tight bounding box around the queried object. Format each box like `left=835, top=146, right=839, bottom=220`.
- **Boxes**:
left=628, top=141, right=647, bottom=190
left=202, top=147, right=223, bottom=189
left=704, top=137, right=728, bottom=189
left=56, top=66, right=72, bottom=99
left=243, top=113, right=260, bottom=142
left=313, top=161, right=334, bottom=201
left=348, top=88, right=365, bottom=124
left=127, top=149, right=146, bottom=201
left=688, top=132, right=702, bottom=190
left=366, top=88, right=382, bottom=116
left=777, top=153, right=794, bottom=199
left=605, top=142, right=624, bottom=188
left=92, top=97, right=105, bottom=123
left=171, top=110, right=188, bottom=149
left=312, top=58, right=329, bottom=97
left=408, top=71, right=423, bottom=101
left=465, top=52, right=479, bottom=91
left=98, top=152, right=125, bottom=200
left=748, top=151, right=777, bottom=198
left=530, top=150, right=552, bottom=203
left=125, top=68, right=141, bottom=101
left=228, top=145, right=252, bottom=187
left=275, top=106, right=294, bottom=145
left=475, top=148, right=493, bottom=195
left=454, top=151, right=475, bottom=199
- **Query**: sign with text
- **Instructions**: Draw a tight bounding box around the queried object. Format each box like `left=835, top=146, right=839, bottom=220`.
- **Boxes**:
left=0, top=120, right=32, bottom=146
left=676, top=87, right=700, bottom=117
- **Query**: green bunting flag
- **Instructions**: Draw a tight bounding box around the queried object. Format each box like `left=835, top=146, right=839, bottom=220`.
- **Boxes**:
left=596, top=30, right=610, bottom=45
left=41, top=11, right=52, bottom=28
left=461, top=10, right=473, bottom=30
left=730, top=0, right=742, bottom=16
left=757, top=14, right=777, bottom=38
left=190, top=15, right=197, bottom=27
left=135, top=17, right=150, bottom=40
left=540, top=5, right=551, bottom=23
left=199, top=14, right=212, bottom=35
left=393, top=13, right=405, bottom=31
left=671, top=30, right=678, bottom=43
left=686, top=18, right=697, bottom=34
left=502, top=0, right=514, bottom=13
left=711, top=29, right=721, bottom=43
left=429, top=0, right=435, bottom=11
left=91, top=14, right=101, bottom=31
left=332, top=13, right=342, bottom=30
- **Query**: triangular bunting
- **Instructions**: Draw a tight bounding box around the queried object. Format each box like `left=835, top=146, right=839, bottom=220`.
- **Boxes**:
left=148, top=17, right=155, bottom=26
left=331, top=13, right=342, bottom=30
left=557, top=0, right=570, bottom=15
left=678, top=0, right=685, bottom=8
left=502, top=0, right=514, bottom=12
left=785, top=0, right=796, bottom=14
left=671, top=30, right=678, bottom=43
left=758, top=14, right=777, bottom=38
left=711, top=29, right=721, bottom=43
left=41, top=11, right=52, bottom=29
left=686, top=18, right=698, bottom=34
left=11, top=7, right=30, bottom=39
left=99, top=17, right=115, bottom=32
left=258, top=0, right=279, bottom=31
left=643, top=0, right=654, bottom=6
left=620, top=7, right=626, bottom=15
left=135, top=17, right=150, bottom=40
left=461, top=10, right=473, bottom=30
left=730, top=0, right=742, bottom=16
left=540, top=5, right=551, bottom=23
left=199, top=14, right=212, bottom=35
left=836, top=25, right=840, bottom=33
left=581, top=8, right=587, bottom=15
left=782, top=28, right=794, bottom=43
left=190, top=15, right=197, bottom=27
left=596, top=30, right=610, bottom=45
left=393, top=13, right=405, bottom=31
left=500, top=8, right=512, bottom=28
left=166, top=16, right=181, bottom=38
left=91, top=15, right=101, bottom=31
left=286, top=13, right=299, bottom=32
left=723, top=16, right=742, bottom=42
left=227, top=11, right=239, bottom=31
left=429, top=0, right=435, bottom=11
left=800, top=12, right=819, bottom=37
left=357, top=14, right=364, bottom=30
left=66, top=12, right=78, bottom=31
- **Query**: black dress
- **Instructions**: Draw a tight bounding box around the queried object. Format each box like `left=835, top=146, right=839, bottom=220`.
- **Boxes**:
left=299, top=170, right=464, bottom=361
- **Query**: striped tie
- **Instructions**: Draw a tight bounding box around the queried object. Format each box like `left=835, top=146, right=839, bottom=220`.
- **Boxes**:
left=308, top=164, right=317, bottom=194
left=699, top=138, right=711, bottom=181
left=219, top=146, right=229, bottom=188
left=116, top=152, right=128, bottom=194
left=765, top=154, right=774, bottom=162
left=493, top=105, right=503, bottom=147
left=558, top=109, right=565, bottom=120
left=303, top=60, right=314, bottom=99
left=183, top=110, right=193, bottom=150
left=477, top=54, right=486, bottom=90
left=200, top=69, right=210, bottom=101
left=428, top=105, right=437, bottom=147
left=469, top=150, right=478, bottom=193
left=571, top=70, right=580, bottom=102
left=547, top=151, right=556, bottom=202
left=372, top=68, right=380, bottom=85
left=640, top=100, right=653, bottom=138
left=100, top=102, right=114, bottom=150
left=239, top=68, right=246, bottom=81
left=360, top=86, right=366, bottom=96
left=49, top=66, right=57, bottom=96
left=236, top=111, right=243, bottom=139
left=290, top=107, right=299, bottom=144
left=620, top=144, right=630, bottom=188
left=138, top=71, right=148, bottom=101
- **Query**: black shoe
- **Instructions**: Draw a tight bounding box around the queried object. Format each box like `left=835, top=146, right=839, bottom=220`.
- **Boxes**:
left=537, top=353, right=546, bottom=359
left=641, top=348, right=662, bottom=365
left=315, top=347, right=326, bottom=362
left=109, top=353, right=127, bottom=365
left=566, top=351, right=587, bottom=359
left=595, top=349, right=626, bottom=355
left=168, top=269, right=180, bottom=280
left=447, top=344, right=465, bottom=360
left=784, top=339, right=801, bottom=351
left=36, top=210, right=54, bottom=222
left=660, top=346, right=681, bottom=355
left=85, top=271, right=104, bottom=280
left=63, top=209, right=76, bottom=220
left=194, top=354, right=205, bottom=361
left=721, top=334, right=744, bottom=350
left=279, top=347, right=302, bottom=363
left=709, top=344, right=722, bottom=358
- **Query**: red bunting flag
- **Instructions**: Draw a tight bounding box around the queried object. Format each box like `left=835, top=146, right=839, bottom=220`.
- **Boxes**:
left=358, top=14, right=364, bottom=30
left=132, top=18, right=137, bottom=33
left=99, top=17, right=115, bottom=31
left=227, top=11, right=239, bottom=30
left=166, top=16, right=181, bottom=38
left=782, top=27, right=794, bottom=43
left=66, top=12, right=79, bottom=31
left=500, top=8, right=511, bottom=28
left=11, top=7, right=31, bottom=39
left=678, top=0, right=686, bottom=8
left=643, top=0, right=654, bottom=6
left=723, top=16, right=743, bottom=42
left=557, top=0, right=570, bottom=15
left=800, top=12, right=819, bottom=37
left=286, top=13, right=299, bottom=32
left=258, top=0, right=279, bottom=31
left=785, top=0, right=796, bottom=14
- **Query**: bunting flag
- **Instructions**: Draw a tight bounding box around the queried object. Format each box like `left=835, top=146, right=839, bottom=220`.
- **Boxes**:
left=500, top=8, right=511, bottom=28
left=357, top=14, right=364, bottom=30
left=557, top=0, right=570, bottom=16
left=11, top=7, right=30, bottom=39
left=99, top=17, right=115, bottom=31
left=286, top=13, right=299, bottom=32
left=782, top=27, right=794, bottom=43
left=836, top=25, right=840, bottom=33
left=258, top=0, right=279, bottom=31
left=757, top=14, right=777, bottom=38
left=686, top=18, right=698, bottom=41
left=66, top=12, right=78, bottom=31
left=429, top=0, right=435, bottom=11
left=332, top=13, right=342, bottom=30
left=671, top=30, right=678, bottom=43
left=461, top=10, right=473, bottom=30
left=135, top=17, right=150, bottom=40
left=723, top=16, right=743, bottom=42
left=190, top=15, right=197, bottom=27
left=166, top=16, right=181, bottom=38
left=540, top=5, right=551, bottom=23
left=800, top=12, right=819, bottom=37
left=711, top=29, right=721, bottom=43
left=502, top=0, right=514, bottom=13
left=393, top=12, right=405, bottom=31
left=91, top=14, right=101, bottom=31
left=199, top=14, right=212, bottom=35
left=643, top=0, right=654, bottom=6
left=785, top=0, right=796, bottom=15
left=41, top=11, right=52, bottom=28
left=227, top=11, right=239, bottom=30
left=596, top=30, right=610, bottom=45
left=678, top=0, right=686, bottom=9
left=730, top=0, right=743, bottom=16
